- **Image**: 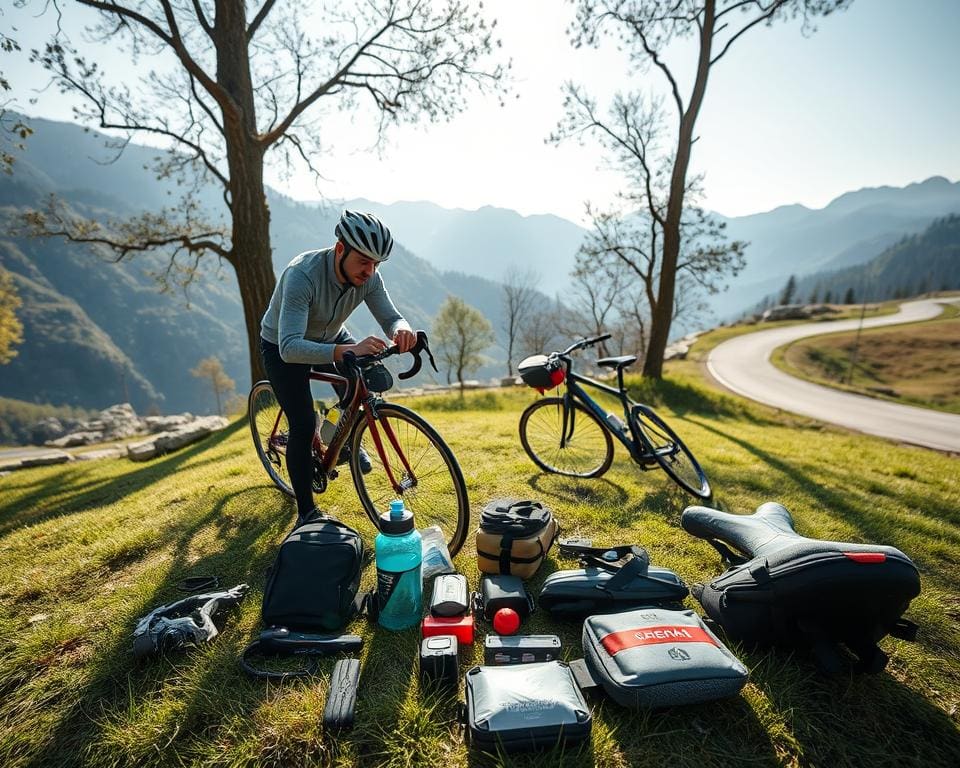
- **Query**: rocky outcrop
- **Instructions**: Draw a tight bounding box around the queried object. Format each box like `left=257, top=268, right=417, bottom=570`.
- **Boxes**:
left=127, top=416, right=230, bottom=461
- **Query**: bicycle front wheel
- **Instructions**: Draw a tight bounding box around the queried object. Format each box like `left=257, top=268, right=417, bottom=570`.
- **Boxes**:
left=631, top=405, right=711, bottom=499
left=350, top=403, right=469, bottom=558
left=519, top=397, right=613, bottom=478
left=248, top=380, right=295, bottom=498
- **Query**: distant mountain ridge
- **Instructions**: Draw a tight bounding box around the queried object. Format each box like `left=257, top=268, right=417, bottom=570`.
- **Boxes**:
left=756, top=214, right=960, bottom=310
left=0, top=116, right=527, bottom=413
left=1, top=113, right=957, bottom=414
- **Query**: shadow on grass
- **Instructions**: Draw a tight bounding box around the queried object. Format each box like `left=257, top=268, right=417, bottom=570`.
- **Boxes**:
left=0, top=419, right=247, bottom=538
left=28, top=484, right=287, bottom=767
left=526, top=473, right=630, bottom=509
left=745, top=647, right=960, bottom=766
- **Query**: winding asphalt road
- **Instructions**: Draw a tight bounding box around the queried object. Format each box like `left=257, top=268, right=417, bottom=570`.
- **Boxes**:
left=707, top=298, right=960, bottom=453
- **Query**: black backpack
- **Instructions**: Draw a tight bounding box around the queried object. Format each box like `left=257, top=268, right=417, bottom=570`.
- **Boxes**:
left=262, top=515, right=366, bottom=631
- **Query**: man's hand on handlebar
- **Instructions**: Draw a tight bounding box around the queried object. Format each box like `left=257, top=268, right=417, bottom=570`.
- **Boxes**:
left=393, top=328, right=417, bottom=354
left=337, top=336, right=389, bottom=360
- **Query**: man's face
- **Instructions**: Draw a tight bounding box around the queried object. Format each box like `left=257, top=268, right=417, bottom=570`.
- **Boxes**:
left=340, top=246, right=379, bottom=286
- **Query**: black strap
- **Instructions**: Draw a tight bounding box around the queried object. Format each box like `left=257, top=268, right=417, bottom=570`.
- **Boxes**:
left=240, top=641, right=321, bottom=680
left=499, top=533, right=515, bottom=574
left=176, top=575, right=220, bottom=593
left=600, top=555, right=650, bottom=592
left=706, top=539, right=749, bottom=566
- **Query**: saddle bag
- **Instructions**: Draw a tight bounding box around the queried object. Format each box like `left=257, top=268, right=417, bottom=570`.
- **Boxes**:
left=682, top=502, right=921, bottom=673
left=517, top=354, right=565, bottom=391
left=539, top=545, right=688, bottom=618
left=262, top=515, right=365, bottom=631
left=463, top=662, right=592, bottom=753
left=572, top=607, right=749, bottom=708
left=476, top=498, right=559, bottom=578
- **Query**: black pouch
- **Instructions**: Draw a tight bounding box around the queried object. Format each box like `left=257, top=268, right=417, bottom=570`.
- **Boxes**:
left=262, top=515, right=365, bottom=631
left=539, top=545, right=688, bottom=618
left=476, top=574, right=535, bottom=621
left=464, top=662, right=592, bottom=753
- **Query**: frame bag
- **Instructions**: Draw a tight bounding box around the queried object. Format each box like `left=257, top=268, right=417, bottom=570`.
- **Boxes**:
left=261, top=515, right=365, bottom=631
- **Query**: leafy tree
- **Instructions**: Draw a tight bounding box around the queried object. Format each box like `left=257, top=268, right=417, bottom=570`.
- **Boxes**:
left=502, top=267, right=539, bottom=376
left=561, top=0, right=850, bottom=377
left=780, top=274, right=797, bottom=305
left=1, top=31, right=32, bottom=173
left=0, top=267, right=23, bottom=364
left=24, top=0, right=504, bottom=384
left=843, top=286, right=856, bottom=304
left=433, top=296, right=494, bottom=392
left=190, top=355, right=235, bottom=416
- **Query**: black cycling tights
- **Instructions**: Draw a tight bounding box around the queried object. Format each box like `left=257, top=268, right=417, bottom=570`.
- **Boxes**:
left=260, top=338, right=348, bottom=518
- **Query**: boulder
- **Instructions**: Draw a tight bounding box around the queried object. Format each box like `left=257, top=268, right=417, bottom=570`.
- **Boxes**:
left=20, top=450, right=74, bottom=468
left=76, top=446, right=126, bottom=461
left=127, top=415, right=230, bottom=461
left=143, top=414, right=194, bottom=433
left=30, top=417, right=65, bottom=445
left=45, top=431, right=105, bottom=448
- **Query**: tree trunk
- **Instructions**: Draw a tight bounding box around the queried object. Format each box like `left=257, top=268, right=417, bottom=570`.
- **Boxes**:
left=642, top=0, right=716, bottom=378
left=215, top=1, right=275, bottom=386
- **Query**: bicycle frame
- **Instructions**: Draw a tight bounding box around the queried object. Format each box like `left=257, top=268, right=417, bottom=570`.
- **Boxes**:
left=266, top=368, right=417, bottom=493
left=558, top=359, right=673, bottom=467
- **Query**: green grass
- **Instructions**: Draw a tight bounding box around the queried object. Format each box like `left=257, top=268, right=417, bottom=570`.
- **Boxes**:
left=770, top=300, right=960, bottom=414
left=1, top=376, right=959, bottom=767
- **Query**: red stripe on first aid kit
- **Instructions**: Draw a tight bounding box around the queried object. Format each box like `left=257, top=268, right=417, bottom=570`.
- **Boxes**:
left=600, top=625, right=717, bottom=655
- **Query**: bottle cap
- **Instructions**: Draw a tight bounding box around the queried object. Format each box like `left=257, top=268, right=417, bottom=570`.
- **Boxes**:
left=379, top=501, right=414, bottom=534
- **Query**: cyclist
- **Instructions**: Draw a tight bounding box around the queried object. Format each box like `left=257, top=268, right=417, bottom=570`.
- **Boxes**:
left=259, top=210, right=416, bottom=524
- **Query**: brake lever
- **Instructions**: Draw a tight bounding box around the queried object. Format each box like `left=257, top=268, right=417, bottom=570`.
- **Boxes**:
left=397, top=330, right=437, bottom=380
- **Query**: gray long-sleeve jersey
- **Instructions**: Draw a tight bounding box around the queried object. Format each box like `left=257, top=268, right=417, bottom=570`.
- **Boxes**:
left=259, top=248, right=410, bottom=364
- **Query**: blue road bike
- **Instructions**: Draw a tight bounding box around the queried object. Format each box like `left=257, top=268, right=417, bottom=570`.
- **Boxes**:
left=518, top=333, right=711, bottom=499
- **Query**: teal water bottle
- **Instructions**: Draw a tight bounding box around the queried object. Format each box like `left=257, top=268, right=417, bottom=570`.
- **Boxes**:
left=375, top=499, right=422, bottom=630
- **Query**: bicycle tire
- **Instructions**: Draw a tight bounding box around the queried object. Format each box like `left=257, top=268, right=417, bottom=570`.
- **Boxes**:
left=519, top=397, right=613, bottom=478
left=350, top=402, right=470, bottom=558
left=630, top=405, right=711, bottom=499
left=248, top=380, right=295, bottom=498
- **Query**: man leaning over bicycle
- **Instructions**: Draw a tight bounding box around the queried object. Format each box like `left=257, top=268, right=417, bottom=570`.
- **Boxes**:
left=259, top=210, right=416, bottom=525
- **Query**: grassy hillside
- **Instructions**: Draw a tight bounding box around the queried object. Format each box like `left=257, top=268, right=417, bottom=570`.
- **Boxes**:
left=773, top=300, right=960, bottom=414
left=1, top=376, right=958, bottom=767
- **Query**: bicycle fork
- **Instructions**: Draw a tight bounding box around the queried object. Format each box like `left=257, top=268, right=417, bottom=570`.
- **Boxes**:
left=363, top=410, right=418, bottom=493
left=560, top=394, right=577, bottom=448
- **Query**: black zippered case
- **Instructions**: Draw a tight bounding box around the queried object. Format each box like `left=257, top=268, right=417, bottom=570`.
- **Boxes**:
left=539, top=545, right=688, bottom=618
left=463, top=662, right=592, bottom=753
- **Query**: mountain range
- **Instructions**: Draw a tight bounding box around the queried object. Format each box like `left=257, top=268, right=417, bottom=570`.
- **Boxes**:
left=1, top=114, right=958, bottom=417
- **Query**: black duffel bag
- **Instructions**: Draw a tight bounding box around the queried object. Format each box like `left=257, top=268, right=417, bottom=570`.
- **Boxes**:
left=262, top=514, right=366, bottom=631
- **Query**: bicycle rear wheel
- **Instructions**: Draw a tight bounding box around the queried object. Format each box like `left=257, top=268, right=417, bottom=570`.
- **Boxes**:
left=519, top=397, right=613, bottom=478
left=350, top=402, right=469, bottom=558
left=249, top=380, right=295, bottom=498
left=630, top=404, right=711, bottom=499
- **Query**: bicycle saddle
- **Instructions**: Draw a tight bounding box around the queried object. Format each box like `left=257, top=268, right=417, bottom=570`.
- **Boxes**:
left=681, top=501, right=908, bottom=567
left=596, top=355, right=636, bottom=369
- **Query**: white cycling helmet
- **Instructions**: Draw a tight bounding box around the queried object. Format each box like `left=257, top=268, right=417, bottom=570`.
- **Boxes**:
left=335, top=209, right=394, bottom=262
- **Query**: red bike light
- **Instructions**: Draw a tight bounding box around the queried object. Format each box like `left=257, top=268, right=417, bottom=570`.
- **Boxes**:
left=549, top=368, right=566, bottom=387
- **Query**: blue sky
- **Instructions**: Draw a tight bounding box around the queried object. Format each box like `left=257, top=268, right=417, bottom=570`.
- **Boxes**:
left=4, top=0, right=959, bottom=222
